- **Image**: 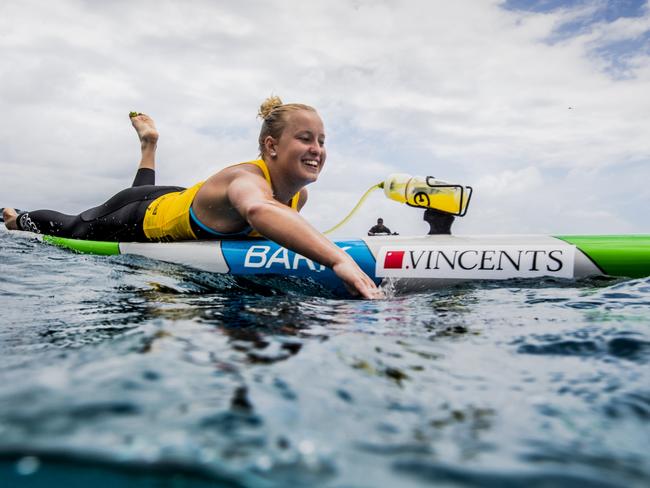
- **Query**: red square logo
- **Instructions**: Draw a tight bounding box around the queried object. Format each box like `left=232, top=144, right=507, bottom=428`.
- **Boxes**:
left=384, top=250, right=405, bottom=269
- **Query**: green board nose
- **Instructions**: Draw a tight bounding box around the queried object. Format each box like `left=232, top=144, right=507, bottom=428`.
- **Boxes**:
left=556, top=235, right=650, bottom=279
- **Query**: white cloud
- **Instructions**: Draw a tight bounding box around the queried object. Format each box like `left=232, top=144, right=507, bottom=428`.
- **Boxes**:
left=476, top=166, right=544, bottom=195
left=1, top=0, right=648, bottom=236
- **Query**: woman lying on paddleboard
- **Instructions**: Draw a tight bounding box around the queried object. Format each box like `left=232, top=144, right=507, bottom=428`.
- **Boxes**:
left=3, top=97, right=382, bottom=299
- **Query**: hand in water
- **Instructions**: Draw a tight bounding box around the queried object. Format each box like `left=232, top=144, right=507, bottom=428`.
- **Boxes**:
left=332, top=259, right=385, bottom=299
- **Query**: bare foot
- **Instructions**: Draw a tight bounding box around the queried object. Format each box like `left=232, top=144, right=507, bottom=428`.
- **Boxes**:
left=3, top=207, right=18, bottom=230
left=130, top=112, right=159, bottom=171
left=129, top=112, right=159, bottom=147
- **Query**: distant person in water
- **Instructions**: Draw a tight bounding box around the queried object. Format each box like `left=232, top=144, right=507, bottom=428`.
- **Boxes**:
left=368, top=218, right=393, bottom=236
left=3, top=97, right=382, bottom=299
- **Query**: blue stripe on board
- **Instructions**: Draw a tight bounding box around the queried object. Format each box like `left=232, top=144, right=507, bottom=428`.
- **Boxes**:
left=221, top=239, right=379, bottom=290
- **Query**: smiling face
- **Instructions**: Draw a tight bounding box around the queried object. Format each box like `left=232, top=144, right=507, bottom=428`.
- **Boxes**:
left=266, top=109, right=326, bottom=187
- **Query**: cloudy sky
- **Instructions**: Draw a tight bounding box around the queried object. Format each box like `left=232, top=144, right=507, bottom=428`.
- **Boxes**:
left=1, top=0, right=648, bottom=237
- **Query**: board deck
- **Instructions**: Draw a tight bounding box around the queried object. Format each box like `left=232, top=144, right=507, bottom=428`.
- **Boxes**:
left=8, top=231, right=650, bottom=294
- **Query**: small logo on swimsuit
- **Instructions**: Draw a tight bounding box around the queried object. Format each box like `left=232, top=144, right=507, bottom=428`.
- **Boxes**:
left=19, top=214, right=41, bottom=234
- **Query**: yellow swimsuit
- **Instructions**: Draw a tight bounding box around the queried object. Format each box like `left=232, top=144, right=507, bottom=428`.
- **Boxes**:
left=142, top=159, right=300, bottom=241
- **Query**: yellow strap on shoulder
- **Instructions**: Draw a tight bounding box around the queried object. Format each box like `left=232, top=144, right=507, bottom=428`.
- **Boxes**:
left=244, top=159, right=300, bottom=209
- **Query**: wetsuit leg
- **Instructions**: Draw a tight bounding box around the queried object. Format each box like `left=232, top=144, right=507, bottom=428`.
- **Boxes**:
left=132, top=168, right=155, bottom=187
left=16, top=210, right=79, bottom=236
left=16, top=205, right=149, bottom=241
left=16, top=185, right=184, bottom=242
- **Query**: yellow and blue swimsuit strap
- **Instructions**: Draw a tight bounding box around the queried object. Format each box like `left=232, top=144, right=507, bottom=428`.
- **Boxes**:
left=245, top=159, right=272, bottom=183
left=289, top=191, right=300, bottom=210
left=233, top=159, right=301, bottom=238
left=239, top=159, right=301, bottom=208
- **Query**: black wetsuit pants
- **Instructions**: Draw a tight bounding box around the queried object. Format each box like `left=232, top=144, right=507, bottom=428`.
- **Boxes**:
left=16, top=169, right=184, bottom=242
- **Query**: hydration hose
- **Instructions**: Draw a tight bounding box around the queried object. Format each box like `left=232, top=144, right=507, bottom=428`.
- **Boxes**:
left=323, top=183, right=383, bottom=235
left=322, top=174, right=472, bottom=235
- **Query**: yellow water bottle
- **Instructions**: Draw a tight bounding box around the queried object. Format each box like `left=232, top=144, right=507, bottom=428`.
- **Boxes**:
left=381, top=173, right=472, bottom=215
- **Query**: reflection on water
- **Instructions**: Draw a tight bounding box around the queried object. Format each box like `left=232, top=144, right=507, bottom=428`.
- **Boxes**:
left=1, top=231, right=649, bottom=487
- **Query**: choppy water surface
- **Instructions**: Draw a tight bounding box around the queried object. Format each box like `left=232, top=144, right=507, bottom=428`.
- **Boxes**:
left=1, top=230, right=649, bottom=487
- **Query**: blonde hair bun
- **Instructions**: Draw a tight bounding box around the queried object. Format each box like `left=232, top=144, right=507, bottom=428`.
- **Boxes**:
left=258, top=95, right=283, bottom=120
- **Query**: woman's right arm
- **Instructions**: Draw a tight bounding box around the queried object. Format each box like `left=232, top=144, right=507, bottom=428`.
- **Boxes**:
left=226, top=173, right=383, bottom=299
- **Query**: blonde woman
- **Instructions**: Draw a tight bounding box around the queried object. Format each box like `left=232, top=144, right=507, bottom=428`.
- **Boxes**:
left=3, top=97, right=382, bottom=299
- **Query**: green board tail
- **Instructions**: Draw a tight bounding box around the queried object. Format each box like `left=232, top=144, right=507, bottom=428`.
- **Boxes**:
left=43, top=235, right=120, bottom=256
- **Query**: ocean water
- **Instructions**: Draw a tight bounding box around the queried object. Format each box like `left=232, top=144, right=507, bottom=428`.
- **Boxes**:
left=1, top=229, right=649, bottom=488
